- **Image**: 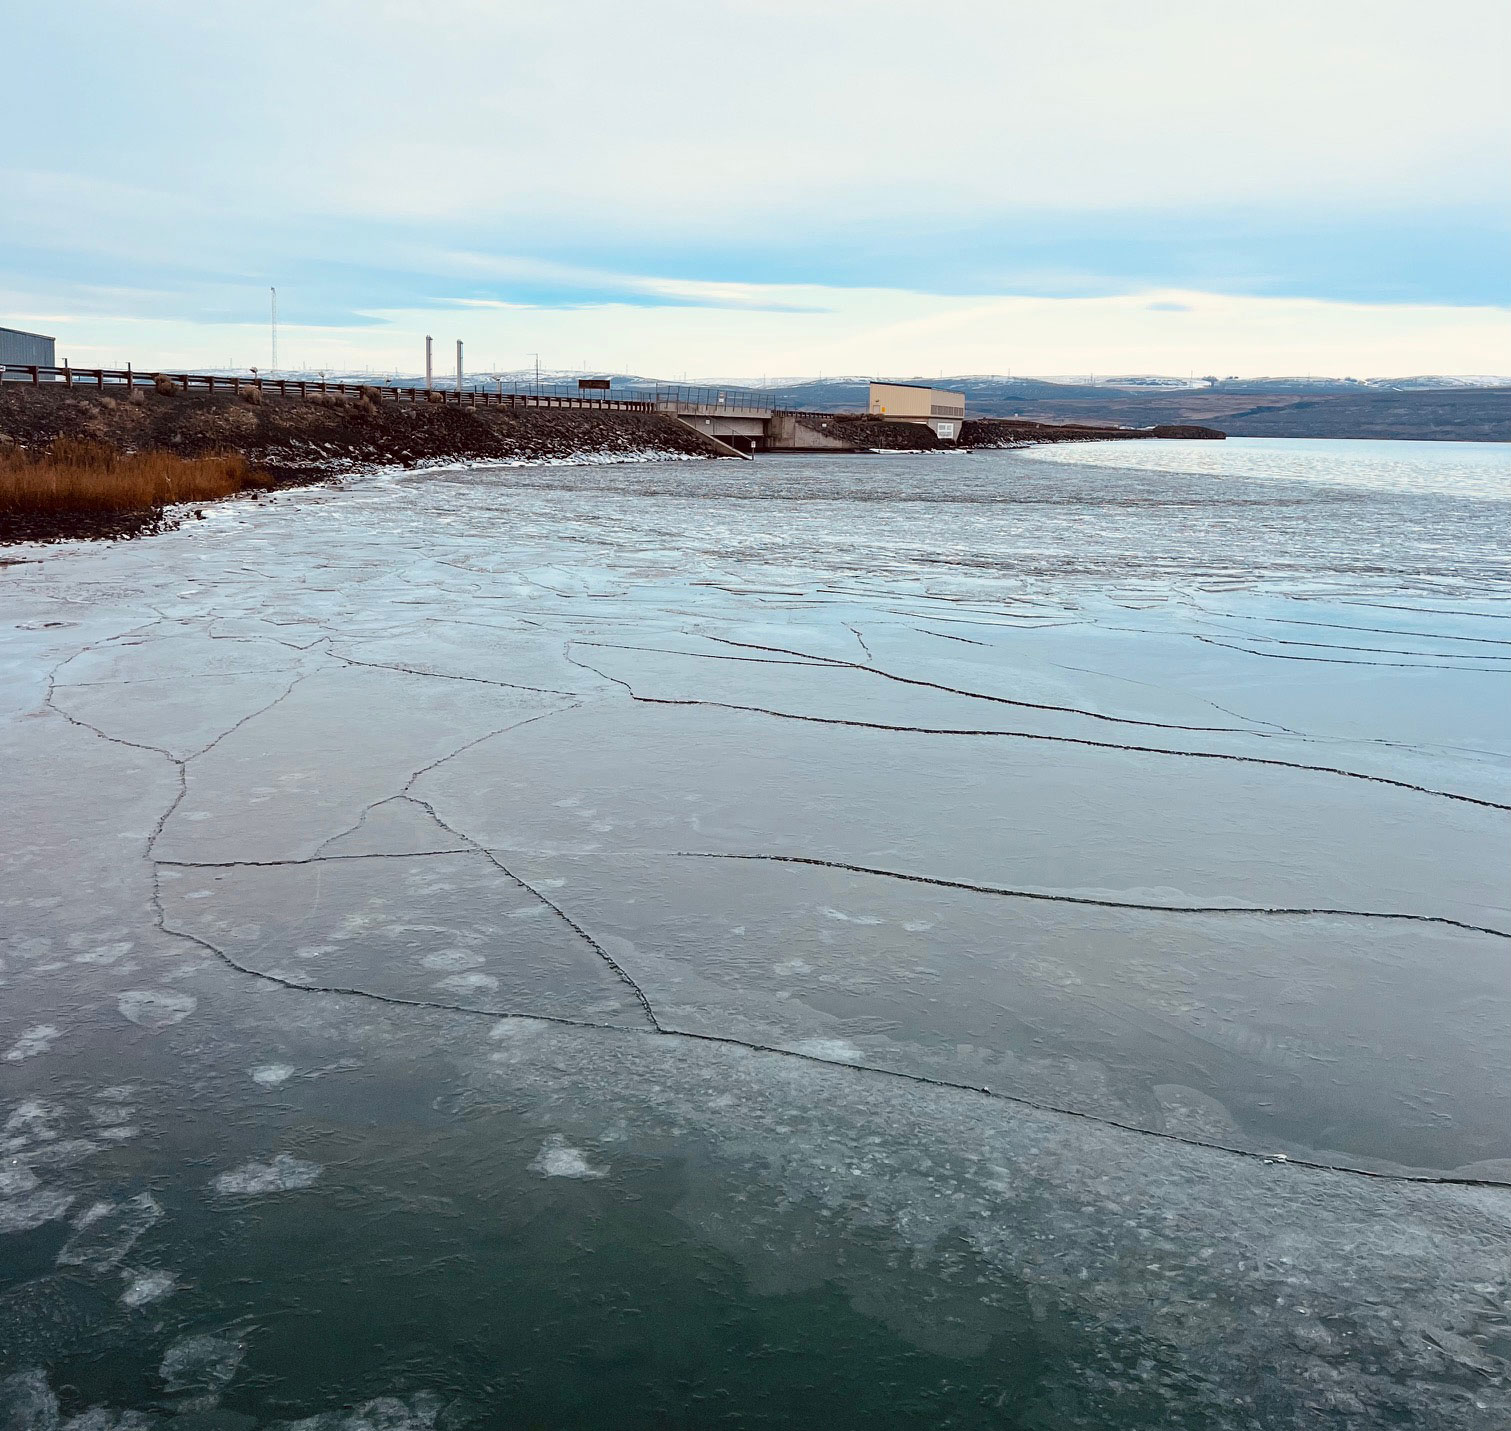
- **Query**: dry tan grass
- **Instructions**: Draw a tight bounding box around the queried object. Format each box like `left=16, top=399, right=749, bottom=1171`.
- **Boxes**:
left=0, top=438, right=272, bottom=516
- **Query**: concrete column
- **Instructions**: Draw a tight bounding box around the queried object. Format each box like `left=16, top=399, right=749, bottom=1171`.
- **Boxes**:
left=456, top=340, right=463, bottom=393
left=425, top=336, right=433, bottom=389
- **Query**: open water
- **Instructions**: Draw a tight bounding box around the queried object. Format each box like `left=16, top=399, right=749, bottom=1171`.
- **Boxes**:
left=2, top=437, right=1509, bottom=1427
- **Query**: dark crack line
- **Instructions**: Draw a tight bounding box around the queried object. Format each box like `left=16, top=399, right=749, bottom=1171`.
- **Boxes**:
left=674, top=852, right=1511, bottom=941
left=1339, top=600, right=1511, bottom=622
left=324, top=648, right=578, bottom=697
left=397, top=790, right=663, bottom=1032
left=916, top=627, right=988, bottom=647
left=845, top=624, right=875, bottom=663
left=151, top=893, right=629, bottom=1036
left=1191, top=634, right=1511, bottom=673
left=1204, top=613, right=1511, bottom=649
left=401, top=704, right=582, bottom=796
left=596, top=687, right=1510, bottom=812
left=573, top=640, right=841, bottom=670
left=161, top=850, right=475, bottom=869
left=156, top=895, right=1511, bottom=1192
left=1043, top=660, right=1303, bottom=737
left=703, top=635, right=1270, bottom=737
left=1185, top=624, right=1511, bottom=662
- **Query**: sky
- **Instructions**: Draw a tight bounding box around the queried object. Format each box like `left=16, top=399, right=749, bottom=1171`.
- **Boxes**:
left=4, top=0, right=1508, bottom=380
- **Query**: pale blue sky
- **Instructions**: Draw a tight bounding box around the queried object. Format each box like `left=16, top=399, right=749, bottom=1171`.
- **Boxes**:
left=5, top=0, right=1508, bottom=377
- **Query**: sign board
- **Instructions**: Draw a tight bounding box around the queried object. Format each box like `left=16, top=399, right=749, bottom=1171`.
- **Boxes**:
left=936, top=422, right=956, bottom=438
left=578, top=378, right=612, bottom=391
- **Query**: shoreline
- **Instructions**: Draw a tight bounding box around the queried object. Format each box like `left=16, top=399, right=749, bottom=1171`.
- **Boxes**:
left=0, top=383, right=1224, bottom=545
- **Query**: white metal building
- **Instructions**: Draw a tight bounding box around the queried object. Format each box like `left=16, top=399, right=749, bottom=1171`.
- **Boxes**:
left=868, top=381, right=966, bottom=441
left=0, top=325, right=57, bottom=369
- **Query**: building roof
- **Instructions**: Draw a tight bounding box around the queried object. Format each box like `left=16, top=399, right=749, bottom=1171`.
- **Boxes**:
left=870, top=379, right=965, bottom=396
left=1, top=324, right=56, bottom=341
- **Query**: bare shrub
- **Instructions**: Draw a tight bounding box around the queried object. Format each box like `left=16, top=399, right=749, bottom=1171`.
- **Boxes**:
left=152, top=373, right=177, bottom=396
left=126, top=387, right=146, bottom=406
left=240, top=386, right=263, bottom=405
left=0, top=439, right=272, bottom=518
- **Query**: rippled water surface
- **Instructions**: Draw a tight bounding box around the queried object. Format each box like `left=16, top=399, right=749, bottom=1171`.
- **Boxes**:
left=2, top=440, right=1509, bottom=1428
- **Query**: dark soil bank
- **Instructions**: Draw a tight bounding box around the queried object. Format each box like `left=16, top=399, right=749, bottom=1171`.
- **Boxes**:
left=0, top=384, right=727, bottom=479
left=0, top=385, right=730, bottom=542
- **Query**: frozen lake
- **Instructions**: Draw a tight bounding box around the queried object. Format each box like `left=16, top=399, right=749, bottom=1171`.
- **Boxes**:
left=3, top=438, right=1510, bottom=1427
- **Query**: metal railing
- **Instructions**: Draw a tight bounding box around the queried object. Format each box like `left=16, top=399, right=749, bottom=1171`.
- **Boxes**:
left=0, top=364, right=656, bottom=412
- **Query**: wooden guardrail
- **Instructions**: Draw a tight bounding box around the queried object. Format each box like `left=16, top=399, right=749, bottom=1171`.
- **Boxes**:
left=0, top=363, right=656, bottom=413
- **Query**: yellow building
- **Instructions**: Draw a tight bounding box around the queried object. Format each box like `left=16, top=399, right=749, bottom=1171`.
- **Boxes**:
left=868, top=381, right=966, bottom=441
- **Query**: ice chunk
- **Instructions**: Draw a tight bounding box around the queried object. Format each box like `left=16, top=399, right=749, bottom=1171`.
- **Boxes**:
left=56, top=1193, right=162, bottom=1271
left=0, top=1186, right=73, bottom=1235
left=0, top=1370, right=58, bottom=1431
left=529, top=1135, right=606, bottom=1180
left=5, top=1025, right=61, bottom=1062
left=120, top=1269, right=177, bottom=1309
left=116, top=990, right=196, bottom=1029
left=211, top=1153, right=322, bottom=1196
left=251, top=1063, right=296, bottom=1087
left=788, top=1038, right=865, bottom=1064
left=159, top=1332, right=244, bottom=1397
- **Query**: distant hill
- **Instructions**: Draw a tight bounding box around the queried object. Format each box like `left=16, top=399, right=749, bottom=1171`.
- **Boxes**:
left=758, top=377, right=1511, bottom=442
left=214, top=369, right=1511, bottom=442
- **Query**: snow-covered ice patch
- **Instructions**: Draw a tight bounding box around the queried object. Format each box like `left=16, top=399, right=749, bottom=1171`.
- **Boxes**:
left=788, top=1038, right=865, bottom=1064
left=160, top=1332, right=244, bottom=1398
left=820, top=907, right=884, bottom=926
left=434, top=971, right=499, bottom=996
left=5, top=1024, right=60, bottom=1062
left=421, top=949, right=486, bottom=972
left=211, top=1152, right=322, bottom=1197
left=251, top=1063, right=295, bottom=1087
left=56, top=1193, right=162, bottom=1271
left=529, top=1134, right=607, bottom=1180
left=117, top=990, right=197, bottom=1029
left=0, top=1184, right=73, bottom=1234
left=121, top=1268, right=177, bottom=1308
left=0, top=1371, right=56, bottom=1429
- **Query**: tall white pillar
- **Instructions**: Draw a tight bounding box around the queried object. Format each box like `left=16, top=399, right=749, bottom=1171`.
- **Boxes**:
left=456, top=340, right=463, bottom=393
left=425, top=335, right=433, bottom=389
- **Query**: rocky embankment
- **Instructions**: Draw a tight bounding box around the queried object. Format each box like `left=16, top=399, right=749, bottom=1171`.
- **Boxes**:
left=0, top=383, right=729, bottom=483
left=786, top=412, right=1223, bottom=451
left=961, top=418, right=1225, bottom=447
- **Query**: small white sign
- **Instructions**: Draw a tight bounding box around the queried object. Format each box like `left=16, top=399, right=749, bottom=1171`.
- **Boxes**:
left=936, top=422, right=955, bottom=438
